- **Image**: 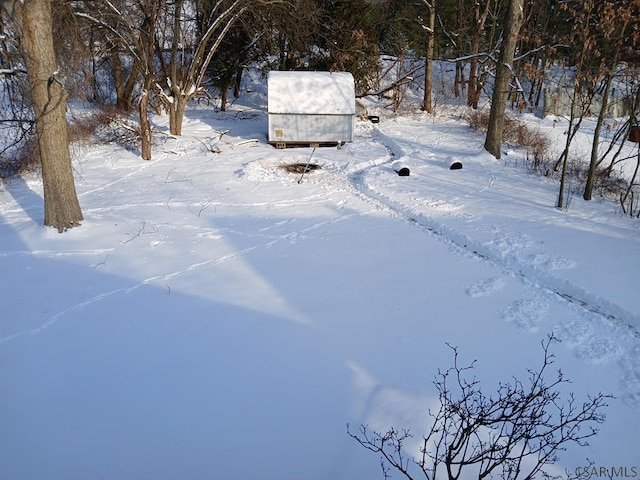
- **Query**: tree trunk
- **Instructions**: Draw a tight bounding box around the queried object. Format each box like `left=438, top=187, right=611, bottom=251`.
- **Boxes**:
left=454, top=61, right=463, bottom=98
left=555, top=93, right=589, bottom=208
left=583, top=74, right=614, bottom=200
left=484, top=0, right=525, bottom=159
left=466, top=0, right=490, bottom=109
left=467, top=50, right=481, bottom=108
left=554, top=2, right=595, bottom=208
left=139, top=88, right=152, bottom=160
left=533, top=58, right=547, bottom=109
left=620, top=146, right=640, bottom=215
left=136, top=1, right=163, bottom=159
left=422, top=0, right=436, bottom=113
left=169, top=95, right=187, bottom=136
left=6, top=0, right=83, bottom=232
left=119, top=59, right=140, bottom=112
left=220, top=84, right=229, bottom=112
left=584, top=19, right=629, bottom=201
left=233, top=66, right=243, bottom=98
left=162, top=0, right=247, bottom=135
left=453, top=0, right=463, bottom=98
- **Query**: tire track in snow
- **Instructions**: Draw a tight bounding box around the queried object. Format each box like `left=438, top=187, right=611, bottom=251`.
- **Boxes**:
left=347, top=126, right=640, bottom=340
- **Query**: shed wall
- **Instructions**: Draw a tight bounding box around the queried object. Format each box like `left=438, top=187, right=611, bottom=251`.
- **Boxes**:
left=268, top=113, right=354, bottom=144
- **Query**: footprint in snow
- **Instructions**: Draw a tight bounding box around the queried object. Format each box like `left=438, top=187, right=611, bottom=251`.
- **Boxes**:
left=619, top=344, right=640, bottom=411
left=553, top=318, right=623, bottom=365
left=465, top=276, right=506, bottom=297
left=500, top=298, right=548, bottom=333
left=286, top=232, right=300, bottom=244
left=483, top=231, right=533, bottom=258
left=552, top=318, right=591, bottom=348
left=526, top=252, right=576, bottom=270
left=557, top=320, right=640, bottom=411
left=573, top=335, right=623, bottom=365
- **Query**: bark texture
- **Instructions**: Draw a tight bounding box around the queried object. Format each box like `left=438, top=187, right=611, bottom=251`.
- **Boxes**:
left=484, top=0, right=524, bottom=159
left=422, top=0, right=436, bottom=113
left=10, top=0, right=83, bottom=231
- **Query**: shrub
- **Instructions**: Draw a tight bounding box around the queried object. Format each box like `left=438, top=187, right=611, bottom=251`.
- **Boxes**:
left=466, top=110, right=551, bottom=173
left=349, top=335, right=611, bottom=480
left=68, top=108, right=115, bottom=144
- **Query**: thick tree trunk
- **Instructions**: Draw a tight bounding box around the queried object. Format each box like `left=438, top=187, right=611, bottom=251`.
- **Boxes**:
left=8, top=0, right=83, bottom=232
left=484, top=0, right=524, bottom=159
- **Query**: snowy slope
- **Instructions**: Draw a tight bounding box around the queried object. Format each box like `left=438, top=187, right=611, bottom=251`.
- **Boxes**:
left=1, top=74, right=639, bottom=480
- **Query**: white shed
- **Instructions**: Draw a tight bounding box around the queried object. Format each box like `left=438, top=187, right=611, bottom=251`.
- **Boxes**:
left=267, top=71, right=356, bottom=147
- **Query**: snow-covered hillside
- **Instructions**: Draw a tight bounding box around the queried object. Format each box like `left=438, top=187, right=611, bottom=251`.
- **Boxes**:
left=1, top=71, right=639, bottom=480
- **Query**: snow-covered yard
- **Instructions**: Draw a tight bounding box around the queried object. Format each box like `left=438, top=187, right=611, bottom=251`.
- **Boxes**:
left=1, top=74, right=639, bottom=479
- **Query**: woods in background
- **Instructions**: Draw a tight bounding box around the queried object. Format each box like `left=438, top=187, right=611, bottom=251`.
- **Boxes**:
left=1, top=0, right=639, bottom=230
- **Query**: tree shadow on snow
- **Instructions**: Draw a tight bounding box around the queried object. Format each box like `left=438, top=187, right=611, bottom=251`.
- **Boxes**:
left=2, top=174, right=44, bottom=225
left=0, top=224, right=364, bottom=480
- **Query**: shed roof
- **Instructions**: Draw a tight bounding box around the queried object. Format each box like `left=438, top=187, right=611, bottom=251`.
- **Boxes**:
left=267, top=71, right=356, bottom=115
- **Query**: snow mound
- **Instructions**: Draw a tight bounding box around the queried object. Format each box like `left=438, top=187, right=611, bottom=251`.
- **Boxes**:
left=236, top=157, right=327, bottom=183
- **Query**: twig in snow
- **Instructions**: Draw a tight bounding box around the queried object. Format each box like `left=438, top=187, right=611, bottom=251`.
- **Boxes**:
left=121, top=221, right=157, bottom=243
left=164, top=168, right=192, bottom=184
left=166, top=193, right=175, bottom=210
left=92, top=254, right=110, bottom=268
left=197, top=198, right=214, bottom=217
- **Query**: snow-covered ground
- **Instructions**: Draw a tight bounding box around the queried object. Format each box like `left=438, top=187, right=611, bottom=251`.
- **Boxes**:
left=1, top=72, right=639, bottom=480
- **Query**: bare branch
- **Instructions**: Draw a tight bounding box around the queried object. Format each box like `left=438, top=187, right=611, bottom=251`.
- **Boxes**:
left=350, top=335, right=612, bottom=480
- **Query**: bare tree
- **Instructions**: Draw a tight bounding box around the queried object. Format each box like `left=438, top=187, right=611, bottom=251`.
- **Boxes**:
left=484, top=0, right=525, bottom=159
left=466, top=0, right=491, bottom=109
left=157, top=0, right=252, bottom=136
left=250, top=0, right=320, bottom=72
left=72, top=0, right=146, bottom=112
left=516, top=0, right=567, bottom=112
left=584, top=0, right=637, bottom=201
left=418, top=0, right=436, bottom=113
left=349, top=335, right=611, bottom=480
left=321, top=0, right=382, bottom=85
left=0, top=13, right=33, bottom=175
left=74, top=0, right=164, bottom=159
left=139, top=0, right=166, bottom=160
left=2, top=0, right=83, bottom=232
left=554, top=1, right=598, bottom=209
left=452, top=0, right=464, bottom=99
